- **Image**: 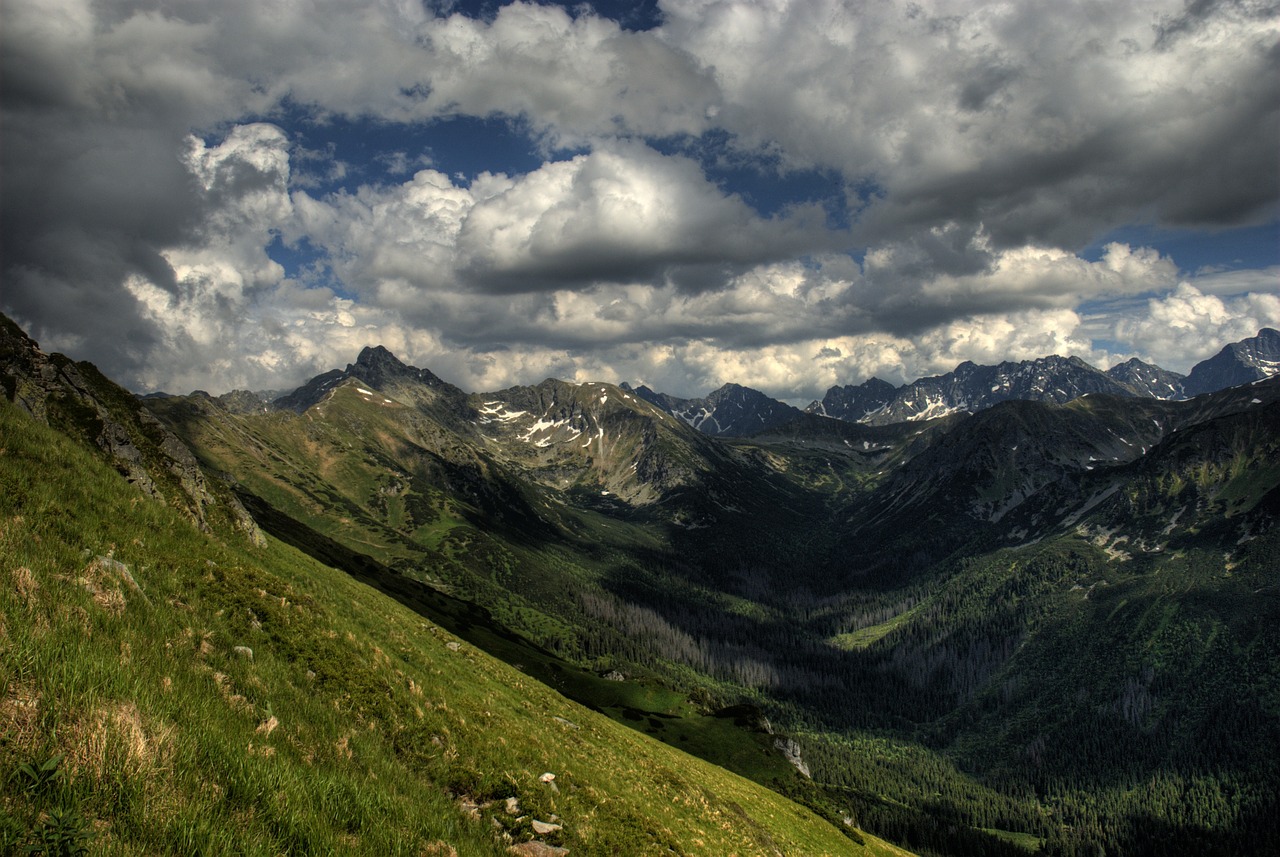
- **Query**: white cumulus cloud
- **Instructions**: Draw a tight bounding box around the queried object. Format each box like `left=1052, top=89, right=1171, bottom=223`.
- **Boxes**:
left=1, top=0, right=1275, bottom=398
left=1111, top=283, right=1280, bottom=372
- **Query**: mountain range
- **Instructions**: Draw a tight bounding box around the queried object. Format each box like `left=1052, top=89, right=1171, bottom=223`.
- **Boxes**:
left=628, top=328, right=1280, bottom=434
left=4, top=312, right=1279, bottom=856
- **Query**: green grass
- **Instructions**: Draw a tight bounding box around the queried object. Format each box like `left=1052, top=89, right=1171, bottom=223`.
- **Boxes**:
left=240, top=485, right=803, bottom=790
left=979, top=828, right=1043, bottom=851
left=0, top=398, right=905, bottom=855
left=152, top=386, right=834, bottom=781
left=827, top=606, right=921, bottom=651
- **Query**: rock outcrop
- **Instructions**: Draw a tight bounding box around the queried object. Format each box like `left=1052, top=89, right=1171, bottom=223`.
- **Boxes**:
left=775, top=736, right=811, bottom=779
left=0, top=314, right=263, bottom=544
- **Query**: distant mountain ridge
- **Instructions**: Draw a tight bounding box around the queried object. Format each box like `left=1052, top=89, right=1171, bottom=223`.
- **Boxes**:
left=628, top=328, right=1280, bottom=436
left=809, top=354, right=1136, bottom=425
left=167, top=328, right=1279, bottom=441
left=623, top=381, right=804, bottom=437
left=136, top=318, right=1280, bottom=604
left=807, top=328, right=1280, bottom=428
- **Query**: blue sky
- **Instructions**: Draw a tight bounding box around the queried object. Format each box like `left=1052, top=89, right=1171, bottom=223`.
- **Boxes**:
left=1081, top=223, right=1279, bottom=276
left=2, top=0, right=1277, bottom=400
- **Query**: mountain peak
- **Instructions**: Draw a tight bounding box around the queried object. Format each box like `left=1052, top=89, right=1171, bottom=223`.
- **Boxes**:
left=1184, top=327, right=1280, bottom=396
left=272, top=345, right=461, bottom=413
left=707, top=382, right=753, bottom=400
left=355, top=344, right=399, bottom=363
left=351, top=344, right=411, bottom=375
left=345, top=345, right=447, bottom=391
left=1105, top=357, right=1186, bottom=399
left=625, top=381, right=801, bottom=436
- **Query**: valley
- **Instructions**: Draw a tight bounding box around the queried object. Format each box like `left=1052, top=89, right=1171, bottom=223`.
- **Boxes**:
left=4, top=313, right=1279, bottom=855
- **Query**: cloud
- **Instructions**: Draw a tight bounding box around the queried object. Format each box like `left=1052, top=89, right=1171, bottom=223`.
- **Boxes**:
left=293, top=140, right=829, bottom=297
left=845, top=235, right=1182, bottom=336
left=1110, top=282, right=1280, bottom=372
left=455, top=144, right=826, bottom=290
left=1183, top=264, right=1280, bottom=297
left=1, top=0, right=1275, bottom=401
left=662, top=0, right=1280, bottom=247
left=16, top=109, right=1254, bottom=398
left=289, top=167, right=473, bottom=298
left=9, top=0, right=715, bottom=139
left=416, top=3, right=720, bottom=146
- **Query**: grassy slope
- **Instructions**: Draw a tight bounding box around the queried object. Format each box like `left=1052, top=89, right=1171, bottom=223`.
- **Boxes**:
left=233, top=487, right=806, bottom=794
left=151, top=385, right=837, bottom=791
left=151, top=380, right=1280, bottom=855
left=0, top=398, right=914, bottom=856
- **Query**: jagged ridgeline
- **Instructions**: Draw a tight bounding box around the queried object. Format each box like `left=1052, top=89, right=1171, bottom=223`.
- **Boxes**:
left=625, top=329, right=1280, bottom=432
left=5, top=310, right=1280, bottom=856
left=0, top=320, right=905, bottom=853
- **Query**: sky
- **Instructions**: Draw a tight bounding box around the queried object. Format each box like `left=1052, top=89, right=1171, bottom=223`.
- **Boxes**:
left=2, top=0, right=1278, bottom=403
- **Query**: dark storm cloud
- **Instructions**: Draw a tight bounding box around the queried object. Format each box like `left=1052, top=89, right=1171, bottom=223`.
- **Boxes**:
left=0, top=110, right=200, bottom=381
left=1, top=0, right=1276, bottom=399
left=1155, top=0, right=1280, bottom=48
left=668, top=0, right=1280, bottom=255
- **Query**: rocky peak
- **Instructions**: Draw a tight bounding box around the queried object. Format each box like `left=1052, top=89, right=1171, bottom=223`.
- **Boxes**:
left=348, top=345, right=445, bottom=390
left=1183, top=328, right=1280, bottom=397
left=621, top=381, right=801, bottom=437
left=352, top=344, right=407, bottom=375
left=1105, top=358, right=1186, bottom=400
left=214, top=389, right=273, bottom=414
left=274, top=345, right=463, bottom=413
left=862, top=376, right=896, bottom=393
left=805, top=376, right=898, bottom=421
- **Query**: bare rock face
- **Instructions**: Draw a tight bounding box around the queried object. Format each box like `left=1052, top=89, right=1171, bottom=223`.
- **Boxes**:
left=774, top=736, right=811, bottom=779
left=0, top=314, right=263, bottom=544
left=1183, top=328, right=1280, bottom=397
